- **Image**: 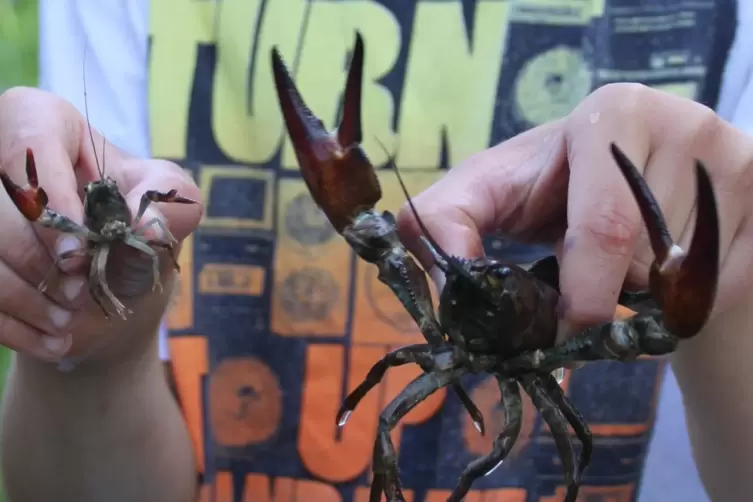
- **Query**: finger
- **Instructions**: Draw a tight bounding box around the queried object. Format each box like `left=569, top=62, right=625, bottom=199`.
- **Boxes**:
left=0, top=313, right=73, bottom=362
left=0, top=189, right=81, bottom=306
left=558, top=91, right=652, bottom=328
left=0, top=257, right=76, bottom=337
left=0, top=88, right=89, bottom=273
left=396, top=119, right=568, bottom=272
left=122, top=158, right=203, bottom=244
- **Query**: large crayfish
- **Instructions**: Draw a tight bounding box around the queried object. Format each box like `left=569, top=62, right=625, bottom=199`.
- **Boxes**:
left=271, top=33, right=719, bottom=502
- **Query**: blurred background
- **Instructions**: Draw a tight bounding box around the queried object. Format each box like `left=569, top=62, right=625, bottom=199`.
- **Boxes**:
left=0, top=0, right=38, bottom=499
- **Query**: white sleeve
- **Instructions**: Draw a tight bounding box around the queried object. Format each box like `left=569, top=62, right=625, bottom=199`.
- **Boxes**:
left=715, top=0, right=753, bottom=134
left=39, top=0, right=171, bottom=361
left=38, top=0, right=151, bottom=158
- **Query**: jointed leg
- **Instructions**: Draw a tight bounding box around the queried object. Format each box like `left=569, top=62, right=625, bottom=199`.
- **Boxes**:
left=447, top=377, right=522, bottom=502
left=543, top=373, right=592, bottom=490
left=519, top=374, right=579, bottom=502
left=87, top=253, right=112, bottom=319
left=144, top=239, right=180, bottom=271
left=36, top=209, right=101, bottom=242
left=131, top=190, right=197, bottom=229
left=92, top=244, right=130, bottom=320
left=38, top=248, right=90, bottom=293
left=370, top=367, right=464, bottom=502
left=133, top=217, right=179, bottom=246
left=498, top=311, right=678, bottom=375
left=337, top=343, right=435, bottom=427
left=338, top=344, right=484, bottom=435
left=123, top=235, right=162, bottom=293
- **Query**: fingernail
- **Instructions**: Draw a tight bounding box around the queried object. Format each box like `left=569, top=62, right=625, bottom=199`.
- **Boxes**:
left=429, top=265, right=446, bottom=294
left=56, top=235, right=81, bottom=256
left=62, top=276, right=85, bottom=302
left=48, top=304, right=72, bottom=329
left=42, top=333, right=72, bottom=356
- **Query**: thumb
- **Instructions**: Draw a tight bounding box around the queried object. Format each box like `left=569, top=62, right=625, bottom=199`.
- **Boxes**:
left=123, top=158, right=203, bottom=244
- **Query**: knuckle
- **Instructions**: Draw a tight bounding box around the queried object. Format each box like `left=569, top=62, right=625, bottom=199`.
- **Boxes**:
left=569, top=82, right=652, bottom=127
left=0, top=86, right=39, bottom=107
left=578, top=204, right=641, bottom=258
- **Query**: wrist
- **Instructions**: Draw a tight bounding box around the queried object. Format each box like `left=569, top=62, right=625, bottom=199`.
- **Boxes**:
left=13, top=334, right=165, bottom=398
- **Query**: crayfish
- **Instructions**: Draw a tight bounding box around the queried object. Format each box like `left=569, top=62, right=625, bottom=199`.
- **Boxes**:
left=0, top=107, right=197, bottom=320
left=271, top=33, right=720, bottom=502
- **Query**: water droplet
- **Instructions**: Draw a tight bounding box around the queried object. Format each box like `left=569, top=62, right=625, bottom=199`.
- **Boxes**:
left=589, top=112, right=600, bottom=124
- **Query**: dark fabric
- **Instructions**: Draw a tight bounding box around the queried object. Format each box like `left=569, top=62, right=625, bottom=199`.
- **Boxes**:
left=152, top=1, right=737, bottom=500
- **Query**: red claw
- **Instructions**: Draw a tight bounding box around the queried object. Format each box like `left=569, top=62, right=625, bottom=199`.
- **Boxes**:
left=0, top=148, right=49, bottom=222
left=270, top=32, right=382, bottom=233
left=610, top=143, right=720, bottom=339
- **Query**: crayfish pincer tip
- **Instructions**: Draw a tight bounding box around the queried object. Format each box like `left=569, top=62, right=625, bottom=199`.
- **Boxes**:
left=610, top=142, right=673, bottom=262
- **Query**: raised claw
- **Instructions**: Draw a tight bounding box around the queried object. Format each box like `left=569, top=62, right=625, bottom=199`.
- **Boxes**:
left=272, top=33, right=488, bottom=448
left=0, top=148, right=49, bottom=221
left=270, top=32, right=381, bottom=233
left=610, top=143, right=720, bottom=339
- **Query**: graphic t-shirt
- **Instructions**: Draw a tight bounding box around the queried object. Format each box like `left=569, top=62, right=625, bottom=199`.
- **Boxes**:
left=39, top=0, right=742, bottom=501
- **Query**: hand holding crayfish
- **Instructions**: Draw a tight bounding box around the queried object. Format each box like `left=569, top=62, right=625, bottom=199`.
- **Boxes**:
left=0, top=88, right=203, bottom=366
left=273, top=34, right=753, bottom=502
left=398, top=84, right=753, bottom=500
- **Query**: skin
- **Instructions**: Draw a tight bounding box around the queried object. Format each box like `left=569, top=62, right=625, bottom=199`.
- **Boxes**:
left=397, top=83, right=753, bottom=502
left=0, top=87, right=202, bottom=502
left=0, top=82, right=750, bottom=501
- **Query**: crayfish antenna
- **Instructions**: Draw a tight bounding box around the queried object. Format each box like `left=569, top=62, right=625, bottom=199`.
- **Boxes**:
left=270, top=33, right=381, bottom=233
left=376, top=139, right=496, bottom=303
left=82, top=41, right=105, bottom=179
left=610, top=143, right=719, bottom=339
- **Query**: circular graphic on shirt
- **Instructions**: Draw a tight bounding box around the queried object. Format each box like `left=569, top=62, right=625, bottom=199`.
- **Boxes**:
left=463, top=375, right=537, bottom=462
left=364, top=267, right=421, bottom=334
left=209, top=357, right=283, bottom=447
left=284, top=193, right=336, bottom=246
left=279, top=268, right=339, bottom=322
left=513, top=46, right=593, bottom=127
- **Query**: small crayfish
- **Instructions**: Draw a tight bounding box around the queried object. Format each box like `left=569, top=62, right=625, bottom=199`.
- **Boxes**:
left=271, top=33, right=720, bottom=502
left=0, top=109, right=197, bottom=320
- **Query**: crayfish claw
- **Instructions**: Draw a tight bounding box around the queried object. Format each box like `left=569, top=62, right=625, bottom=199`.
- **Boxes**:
left=271, top=33, right=381, bottom=233
left=610, top=143, right=720, bottom=339
left=0, top=148, right=49, bottom=221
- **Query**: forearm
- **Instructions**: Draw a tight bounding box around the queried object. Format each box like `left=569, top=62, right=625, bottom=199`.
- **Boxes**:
left=0, top=338, right=197, bottom=502
left=671, top=286, right=753, bottom=501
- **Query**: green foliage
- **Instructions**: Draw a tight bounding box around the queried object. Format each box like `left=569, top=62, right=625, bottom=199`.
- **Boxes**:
left=0, top=1, right=38, bottom=499
left=0, top=0, right=39, bottom=91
